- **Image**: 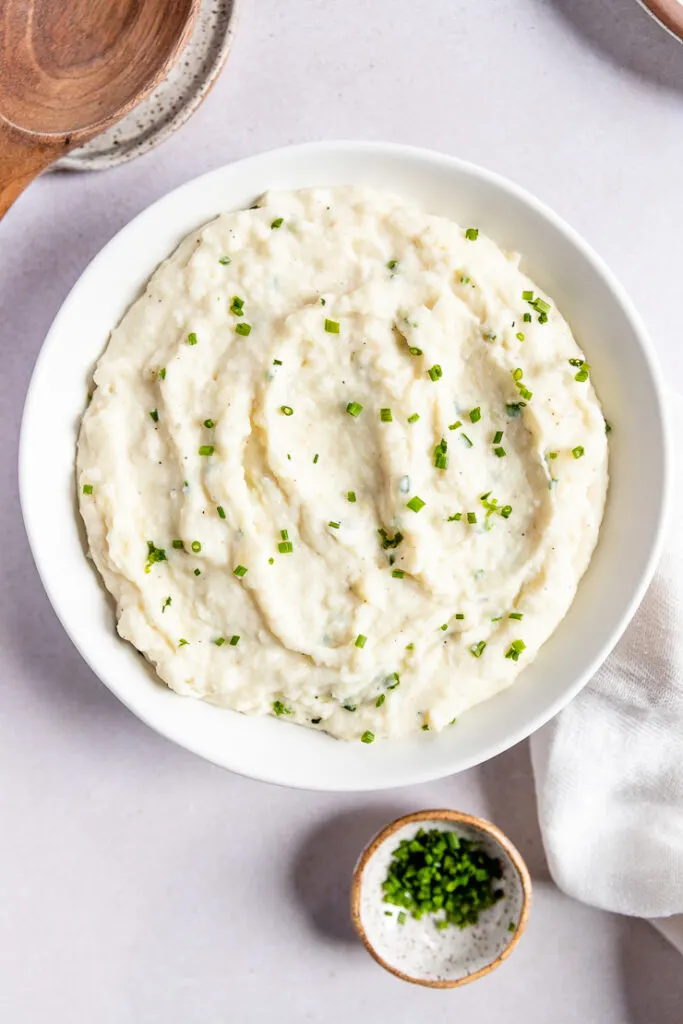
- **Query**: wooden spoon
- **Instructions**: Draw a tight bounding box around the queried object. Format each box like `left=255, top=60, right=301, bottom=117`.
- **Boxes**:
left=0, top=0, right=200, bottom=219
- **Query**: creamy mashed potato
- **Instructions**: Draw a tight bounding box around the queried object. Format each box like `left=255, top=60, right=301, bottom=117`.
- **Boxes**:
left=77, top=187, right=608, bottom=741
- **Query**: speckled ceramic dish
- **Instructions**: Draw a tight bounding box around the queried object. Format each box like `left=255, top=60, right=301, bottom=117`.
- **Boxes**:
left=351, top=809, right=531, bottom=987
left=55, top=0, right=238, bottom=171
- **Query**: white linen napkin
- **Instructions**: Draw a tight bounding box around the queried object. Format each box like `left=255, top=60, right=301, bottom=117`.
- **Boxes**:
left=530, top=393, right=683, bottom=953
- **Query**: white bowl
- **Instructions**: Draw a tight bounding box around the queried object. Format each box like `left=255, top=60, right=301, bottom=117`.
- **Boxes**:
left=20, top=141, right=669, bottom=791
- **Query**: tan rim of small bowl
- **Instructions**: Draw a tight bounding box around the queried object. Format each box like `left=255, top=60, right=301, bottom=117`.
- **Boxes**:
left=350, top=808, right=532, bottom=989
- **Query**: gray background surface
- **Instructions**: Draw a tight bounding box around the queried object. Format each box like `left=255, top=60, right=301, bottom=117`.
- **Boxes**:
left=2, top=1, right=683, bottom=1020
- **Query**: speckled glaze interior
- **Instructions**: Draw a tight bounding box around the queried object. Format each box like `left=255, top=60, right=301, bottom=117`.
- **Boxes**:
left=351, top=810, right=531, bottom=987
left=54, top=0, right=238, bottom=171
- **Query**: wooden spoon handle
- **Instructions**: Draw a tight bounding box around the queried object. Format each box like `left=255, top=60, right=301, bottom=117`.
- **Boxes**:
left=0, top=119, right=60, bottom=220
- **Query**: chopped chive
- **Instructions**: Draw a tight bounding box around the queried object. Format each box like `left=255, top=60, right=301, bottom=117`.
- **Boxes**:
left=522, top=290, right=534, bottom=300
left=273, top=358, right=282, bottom=366
left=406, top=495, right=425, bottom=513
left=407, top=412, right=420, bottom=424
left=229, top=635, right=240, bottom=646
left=460, top=433, right=473, bottom=448
left=190, top=541, right=201, bottom=553
left=270, top=217, right=284, bottom=229
left=397, top=910, right=407, bottom=924
left=387, top=260, right=399, bottom=270
left=380, top=408, right=393, bottom=422
left=272, top=700, right=291, bottom=716
left=214, top=637, right=226, bottom=646
left=506, top=402, right=525, bottom=417
left=391, top=569, right=405, bottom=578
left=575, top=367, right=590, bottom=383
left=145, top=542, right=167, bottom=573
left=313, top=453, right=319, bottom=464
left=361, top=731, right=375, bottom=744
left=572, top=445, right=585, bottom=459
left=509, top=612, right=524, bottom=620
left=408, top=346, right=423, bottom=356
left=187, top=332, right=198, bottom=345
left=427, top=364, right=443, bottom=381
left=178, top=638, right=189, bottom=647
left=422, top=723, right=430, bottom=731
left=547, top=451, right=558, bottom=460
left=172, top=539, right=184, bottom=550
left=605, top=419, right=612, bottom=435
left=328, top=521, right=340, bottom=529
left=193, top=568, right=201, bottom=576
left=280, top=405, right=294, bottom=416
left=501, top=505, right=512, bottom=518
left=378, top=528, right=404, bottom=549
left=505, top=638, right=527, bottom=661
left=268, top=557, right=274, bottom=564
left=82, top=483, right=93, bottom=495
left=440, top=623, right=448, bottom=631
left=455, top=613, right=465, bottom=620
left=324, top=319, right=340, bottom=334
left=465, top=227, right=479, bottom=240
left=278, top=541, right=294, bottom=553
left=470, top=640, right=487, bottom=658
left=203, top=418, right=215, bottom=429
left=162, top=596, right=172, bottom=613
left=343, top=703, right=357, bottom=712
left=355, top=634, right=367, bottom=648
left=469, top=406, right=481, bottom=423
left=346, top=401, right=363, bottom=417
left=467, top=512, right=477, bottom=524
left=516, top=332, right=525, bottom=342
left=198, top=445, right=215, bottom=456
left=216, top=506, right=226, bottom=519
left=494, top=446, right=506, bottom=458
left=235, top=323, right=251, bottom=336
left=347, top=491, right=357, bottom=502
left=376, top=694, right=386, bottom=708
left=320, top=298, right=326, bottom=305
left=230, top=296, right=244, bottom=315
left=568, top=358, right=584, bottom=367
left=523, top=312, right=532, bottom=322
left=158, top=369, right=166, bottom=382
left=280, top=529, right=289, bottom=541
left=449, top=420, right=462, bottom=431
left=218, top=256, right=231, bottom=265
left=434, top=437, right=448, bottom=471
left=388, top=672, right=401, bottom=689
left=512, top=368, right=523, bottom=382
left=149, top=409, right=159, bottom=423
left=491, top=616, right=502, bottom=622
left=233, top=565, right=248, bottom=577
left=447, top=513, right=462, bottom=521
left=493, top=430, right=503, bottom=444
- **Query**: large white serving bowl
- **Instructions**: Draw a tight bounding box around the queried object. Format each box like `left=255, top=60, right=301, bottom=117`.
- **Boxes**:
left=20, top=142, right=669, bottom=791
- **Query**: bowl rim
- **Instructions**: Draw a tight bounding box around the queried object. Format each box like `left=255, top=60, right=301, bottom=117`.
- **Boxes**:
left=350, top=808, right=532, bottom=988
left=19, top=140, right=671, bottom=789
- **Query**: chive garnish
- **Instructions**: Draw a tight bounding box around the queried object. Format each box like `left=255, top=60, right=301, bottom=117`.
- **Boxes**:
left=193, top=568, right=201, bottom=576
left=572, top=446, right=585, bottom=459
left=493, top=430, right=503, bottom=444
left=387, top=260, right=399, bottom=271
left=449, top=420, right=462, bottom=431
left=470, top=640, right=487, bottom=658
left=509, top=612, right=524, bottom=620
left=198, top=445, right=214, bottom=456
left=272, top=700, right=292, bottom=716
left=216, top=506, right=226, bottom=519
left=218, top=256, right=231, bottom=265
left=347, top=491, right=356, bottom=502
left=230, top=635, right=240, bottom=646
left=460, top=433, right=473, bottom=448
left=145, top=542, right=167, bottom=573
left=203, top=418, right=215, bottom=429
left=467, top=512, right=477, bottom=524
left=150, top=409, right=159, bottom=423
left=434, top=437, right=448, bottom=470
left=230, top=296, right=244, bottom=315
left=494, top=447, right=506, bottom=458
left=447, top=513, right=462, bottom=521
left=378, top=528, right=403, bottom=549
left=313, top=453, right=319, bottom=464
left=346, top=401, right=363, bottom=417
left=391, top=569, right=405, bottom=578
left=406, top=495, right=425, bottom=513
left=376, top=694, right=386, bottom=708
left=280, top=405, right=294, bottom=416
left=278, top=541, right=294, bottom=553
left=273, top=358, right=282, bottom=366
left=214, top=637, right=226, bottom=646
left=455, top=613, right=464, bottom=620
left=465, top=227, right=479, bottom=240
left=172, top=540, right=184, bottom=550
left=469, top=407, right=481, bottom=423
left=271, top=217, right=284, bottom=229
left=162, top=597, right=172, bottom=613
left=408, top=346, right=423, bottom=356
left=505, top=639, right=527, bottom=661
left=158, top=367, right=166, bottom=380
left=361, top=731, right=375, bottom=744
left=355, top=634, right=367, bottom=648
left=343, top=703, right=357, bottom=712
left=324, top=319, right=340, bottom=334
left=408, top=413, right=420, bottom=423
left=187, top=332, right=198, bottom=345
left=235, top=323, right=251, bottom=336
left=233, top=565, right=248, bottom=577
left=178, top=638, right=189, bottom=647
left=427, top=364, right=443, bottom=381
left=380, top=408, right=393, bottom=422
left=328, top=521, right=340, bottom=529
left=82, top=483, right=93, bottom=495
left=523, top=312, right=531, bottom=322
left=190, top=541, right=201, bottom=553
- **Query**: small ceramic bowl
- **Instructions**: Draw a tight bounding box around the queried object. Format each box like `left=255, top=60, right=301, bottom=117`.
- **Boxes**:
left=351, top=809, right=531, bottom=987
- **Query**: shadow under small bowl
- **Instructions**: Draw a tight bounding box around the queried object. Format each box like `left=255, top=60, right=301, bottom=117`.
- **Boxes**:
left=351, top=809, right=531, bottom=988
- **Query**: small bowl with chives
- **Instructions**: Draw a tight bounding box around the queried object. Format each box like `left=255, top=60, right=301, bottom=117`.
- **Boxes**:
left=350, top=809, right=531, bottom=988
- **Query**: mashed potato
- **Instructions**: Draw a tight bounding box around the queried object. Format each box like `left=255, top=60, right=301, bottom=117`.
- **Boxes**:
left=77, top=187, right=608, bottom=741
